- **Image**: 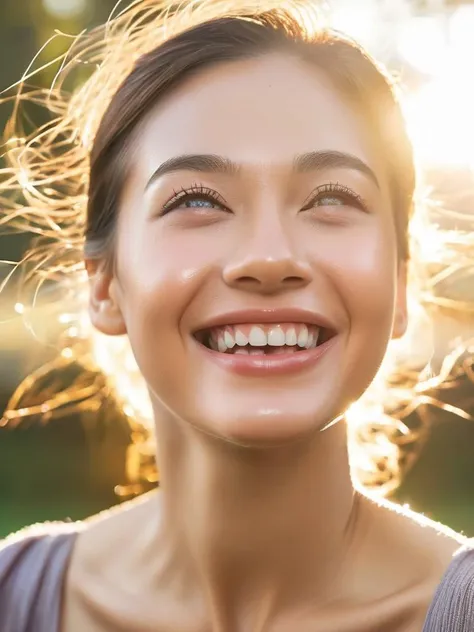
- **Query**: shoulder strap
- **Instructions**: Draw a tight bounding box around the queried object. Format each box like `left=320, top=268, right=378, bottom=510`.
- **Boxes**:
left=0, top=525, right=79, bottom=632
left=423, top=544, right=474, bottom=631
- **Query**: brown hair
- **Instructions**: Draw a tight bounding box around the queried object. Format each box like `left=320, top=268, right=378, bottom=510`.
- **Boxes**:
left=85, top=8, right=414, bottom=263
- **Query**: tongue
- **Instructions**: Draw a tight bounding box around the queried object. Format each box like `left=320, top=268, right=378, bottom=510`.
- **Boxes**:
left=232, top=345, right=299, bottom=355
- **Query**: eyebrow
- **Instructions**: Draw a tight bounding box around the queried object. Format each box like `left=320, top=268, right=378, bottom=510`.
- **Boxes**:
left=145, top=150, right=380, bottom=190
left=293, top=150, right=380, bottom=188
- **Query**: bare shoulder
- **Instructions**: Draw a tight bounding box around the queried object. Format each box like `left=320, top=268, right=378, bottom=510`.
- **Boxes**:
left=360, top=493, right=467, bottom=601
left=69, top=489, right=160, bottom=570
left=373, top=495, right=466, bottom=560
left=63, top=491, right=161, bottom=632
left=344, top=495, right=468, bottom=631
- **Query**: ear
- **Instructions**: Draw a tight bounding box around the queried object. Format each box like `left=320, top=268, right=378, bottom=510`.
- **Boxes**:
left=85, top=260, right=127, bottom=336
left=391, top=261, right=408, bottom=340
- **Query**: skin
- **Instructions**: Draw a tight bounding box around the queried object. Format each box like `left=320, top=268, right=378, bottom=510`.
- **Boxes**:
left=63, top=54, right=464, bottom=631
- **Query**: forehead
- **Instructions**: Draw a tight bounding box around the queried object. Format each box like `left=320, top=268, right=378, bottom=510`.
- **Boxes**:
left=133, top=53, right=383, bottom=179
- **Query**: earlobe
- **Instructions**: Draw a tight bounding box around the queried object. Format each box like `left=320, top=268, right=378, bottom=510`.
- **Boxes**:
left=391, top=310, right=407, bottom=340
left=86, top=261, right=127, bottom=336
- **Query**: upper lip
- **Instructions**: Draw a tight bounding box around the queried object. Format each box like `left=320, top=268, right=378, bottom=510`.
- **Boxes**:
left=193, top=308, right=336, bottom=334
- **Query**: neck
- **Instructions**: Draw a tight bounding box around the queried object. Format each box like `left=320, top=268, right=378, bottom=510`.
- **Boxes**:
left=150, top=412, right=361, bottom=621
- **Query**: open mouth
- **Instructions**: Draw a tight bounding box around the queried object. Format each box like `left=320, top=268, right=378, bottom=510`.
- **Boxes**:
left=194, top=323, right=334, bottom=356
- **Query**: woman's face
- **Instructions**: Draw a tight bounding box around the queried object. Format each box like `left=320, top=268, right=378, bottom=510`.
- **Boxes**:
left=90, top=53, right=407, bottom=446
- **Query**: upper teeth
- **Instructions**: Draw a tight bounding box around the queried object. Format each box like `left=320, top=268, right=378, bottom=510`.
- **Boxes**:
left=210, top=323, right=319, bottom=353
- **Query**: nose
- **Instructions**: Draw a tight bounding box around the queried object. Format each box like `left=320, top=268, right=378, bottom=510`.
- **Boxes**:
left=222, top=216, right=312, bottom=295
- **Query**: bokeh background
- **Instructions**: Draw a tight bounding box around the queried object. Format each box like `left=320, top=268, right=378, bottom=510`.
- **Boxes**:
left=1, top=0, right=474, bottom=538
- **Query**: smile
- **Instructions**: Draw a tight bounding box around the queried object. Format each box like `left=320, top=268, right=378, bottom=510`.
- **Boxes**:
left=198, top=323, right=326, bottom=355
left=193, top=317, right=336, bottom=377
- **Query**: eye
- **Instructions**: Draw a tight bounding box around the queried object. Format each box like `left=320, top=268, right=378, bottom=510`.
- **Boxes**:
left=160, top=185, right=229, bottom=215
left=302, top=182, right=368, bottom=213
left=314, top=194, right=345, bottom=207
left=182, top=198, right=217, bottom=209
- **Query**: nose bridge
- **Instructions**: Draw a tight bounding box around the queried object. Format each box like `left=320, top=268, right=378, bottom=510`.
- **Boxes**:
left=249, top=201, right=294, bottom=256
left=222, top=202, right=312, bottom=293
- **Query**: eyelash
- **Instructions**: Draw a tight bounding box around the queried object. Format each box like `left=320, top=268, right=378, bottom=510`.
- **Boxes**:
left=161, top=185, right=228, bottom=215
left=160, top=182, right=367, bottom=215
left=302, top=182, right=368, bottom=212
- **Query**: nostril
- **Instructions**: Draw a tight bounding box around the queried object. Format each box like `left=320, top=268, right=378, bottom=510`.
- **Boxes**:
left=236, top=276, right=304, bottom=284
left=237, top=276, right=261, bottom=285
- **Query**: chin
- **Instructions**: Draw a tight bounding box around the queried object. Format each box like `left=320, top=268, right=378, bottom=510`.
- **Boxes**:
left=196, top=402, right=344, bottom=448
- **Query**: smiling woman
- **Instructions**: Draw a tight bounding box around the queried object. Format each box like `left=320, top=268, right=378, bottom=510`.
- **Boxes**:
left=0, top=1, right=473, bottom=631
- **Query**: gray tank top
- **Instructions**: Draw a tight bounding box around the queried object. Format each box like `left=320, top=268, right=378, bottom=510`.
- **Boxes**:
left=0, top=525, right=473, bottom=631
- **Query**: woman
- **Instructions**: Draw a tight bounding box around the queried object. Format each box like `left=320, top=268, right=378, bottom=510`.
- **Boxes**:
left=0, top=0, right=473, bottom=630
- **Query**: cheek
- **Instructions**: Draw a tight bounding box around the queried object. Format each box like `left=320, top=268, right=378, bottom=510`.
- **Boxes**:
left=320, top=220, right=398, bottom=393
left=114, top=220, right=224, bottom=378
left=117, top=217, right=224, bottom=306
left=330, top=224, right=397, bottom=320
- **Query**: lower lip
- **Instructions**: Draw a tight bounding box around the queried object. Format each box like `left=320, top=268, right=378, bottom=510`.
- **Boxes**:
left=197, top=338, right=337, bottom=377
